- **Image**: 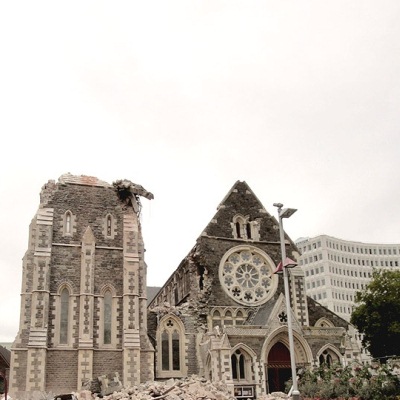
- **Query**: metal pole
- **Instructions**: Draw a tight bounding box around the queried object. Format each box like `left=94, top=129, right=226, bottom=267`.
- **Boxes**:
left=277, top=206, right=300, bottom=400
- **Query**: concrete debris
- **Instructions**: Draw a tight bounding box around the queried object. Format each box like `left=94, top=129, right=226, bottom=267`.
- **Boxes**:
left=81, top=378, right=101, bottom=395
left=97, top=373, right=123, bottom=396
left=6, top=377, right=293, bottom=400
left=74, top=376, right=237, bottom=400
left=150, top=303, right=182, bottom=318
left=83, top=377, right=292, bottom=400
left=258, top=393, right=289, bottom=399
left=113, top=180, right=154, bottom=201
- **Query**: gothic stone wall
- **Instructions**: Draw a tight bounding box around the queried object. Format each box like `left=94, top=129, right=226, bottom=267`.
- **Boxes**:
left=93, top=351, right=123, bottom=378
left=11, top=177, right=151, bottom=395
left=46, top=351, right=78, bottom=394
left=9, top=350, right=27, bottom=393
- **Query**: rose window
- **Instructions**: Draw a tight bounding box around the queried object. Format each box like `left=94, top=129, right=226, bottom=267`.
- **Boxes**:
left=219, top=246, right=278, bottom=306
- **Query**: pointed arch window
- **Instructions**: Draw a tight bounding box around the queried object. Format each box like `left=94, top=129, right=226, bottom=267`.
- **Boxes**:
left=162, top=330, right=169, bottom=370
left=319, top=351, right=333, bottom=367
left=315, top=317, right=334, bottom=328
left=231, top=348, right=253, bottom=382
left=172, top=331, right=180, bottom=370
left=212, top=309, right=221, bottom=328
left=63, top=211, right=74, bottom=236
left=318, top=348, right=340, bottom=367
left=60, top=287, right=70, bottom=344
left=99, top=286, right=116, bottom=347
left=66, top=212, right=71, bottom=234
left=210, top=307, right=248, bottom=329
left=104, top=214, right=116, bottom=239
left=236, top=222, right=242, bottom=238
left=246, top=223, right=252, bottom=239
left=157, top=316, right=186, bottom=378
left=224, top=310, right=233, bottom=325
left=231, top=349, right=246, bottom=380
left=104, top=290, right=112, bottom=344
left=161, top=321, right=180, bottom=371
left=232, top=215, right=260, bottom=241
left=107, top=215, right=112, bottom=236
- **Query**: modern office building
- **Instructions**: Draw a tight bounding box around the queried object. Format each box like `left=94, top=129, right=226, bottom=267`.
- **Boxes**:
left=296, top=235, right=400, bottom=321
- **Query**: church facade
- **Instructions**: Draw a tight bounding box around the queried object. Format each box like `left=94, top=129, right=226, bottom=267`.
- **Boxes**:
left=147, top=180, right=361, bottom=396
left=10, top=175, right=361, bottom=397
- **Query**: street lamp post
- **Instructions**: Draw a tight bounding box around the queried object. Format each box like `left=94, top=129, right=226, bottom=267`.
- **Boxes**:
left=273, top=203, right=300, bottom=400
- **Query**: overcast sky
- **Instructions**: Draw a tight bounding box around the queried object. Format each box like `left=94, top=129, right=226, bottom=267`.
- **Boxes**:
left=1, top=1, right=400, bottom=342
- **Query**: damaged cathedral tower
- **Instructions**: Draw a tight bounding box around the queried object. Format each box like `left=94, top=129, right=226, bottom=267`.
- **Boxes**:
left=10, top=174, right=154, bottom=396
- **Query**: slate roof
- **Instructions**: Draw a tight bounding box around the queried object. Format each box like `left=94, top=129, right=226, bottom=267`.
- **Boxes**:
left=0, top=346, right=10, bottom=367
left=147, top=286, right=161, bottom=304
left=252, top=300, right=278, bottom=325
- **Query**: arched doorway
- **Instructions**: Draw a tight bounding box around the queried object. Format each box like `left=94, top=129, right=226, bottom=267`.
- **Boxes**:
left=267, top=342, right=291, bottom=393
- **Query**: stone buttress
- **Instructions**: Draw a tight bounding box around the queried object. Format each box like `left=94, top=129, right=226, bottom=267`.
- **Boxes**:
left=77, top=226, right=96, bottom=387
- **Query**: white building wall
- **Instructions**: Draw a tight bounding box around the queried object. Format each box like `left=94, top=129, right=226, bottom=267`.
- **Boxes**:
left=296, top=235, right=400, bottom=322
left=296, top=235, right=400, bottom=364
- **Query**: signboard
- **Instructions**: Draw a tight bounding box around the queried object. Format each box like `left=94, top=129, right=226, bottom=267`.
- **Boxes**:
left=234, top=385, right=254, bottom=399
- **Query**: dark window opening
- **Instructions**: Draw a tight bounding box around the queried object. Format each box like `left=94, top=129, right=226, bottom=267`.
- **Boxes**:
left=104, top=291, right=112, bottom=344
left=162, top=330, right=169, bottom=370
left=319, top=351, right=333, bottom=367
left=232, top=349, right=246, bottom=380
left=246, top=223, right=252, bottom=239
left=107, top=215, right=112, bottom=236
left=197, top=266, right=205, bottom=290
left=60, top=288, right=69, bottom=344
left=172, top=331, right=180, bottom=370
left=236, top=222, right=242, bottom=238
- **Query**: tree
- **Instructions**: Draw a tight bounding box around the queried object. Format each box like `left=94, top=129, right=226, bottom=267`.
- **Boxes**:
left=351, top=269, right=400, bottom=360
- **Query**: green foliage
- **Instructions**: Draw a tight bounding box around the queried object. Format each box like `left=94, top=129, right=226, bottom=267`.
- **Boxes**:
left=297, top=361, right=400, bottom=400
left=351, top=269, right=400, bottom=359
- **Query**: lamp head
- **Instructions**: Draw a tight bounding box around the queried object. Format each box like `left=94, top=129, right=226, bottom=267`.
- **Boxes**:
left=280, top=208, right=297, bottom=219
left=283, top=257, right=298, bottom=268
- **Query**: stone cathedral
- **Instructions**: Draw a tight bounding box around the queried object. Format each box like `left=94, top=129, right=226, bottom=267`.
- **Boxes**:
left=10, top=174, right=155, bottom=396
left=10, top=175, right=361, bottom=397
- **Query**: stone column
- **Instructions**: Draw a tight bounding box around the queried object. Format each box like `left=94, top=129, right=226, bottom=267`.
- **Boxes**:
left=290, top=267, right=309, bottom=326
left=209, top=334, right=234, bottom=396
left=77, top=227, right=95, bottom=389
left=26, top=208, right=53, bottom=392
left=122, top=213, right=141, bottom=386
left=254, top=358, right=264, bottom=398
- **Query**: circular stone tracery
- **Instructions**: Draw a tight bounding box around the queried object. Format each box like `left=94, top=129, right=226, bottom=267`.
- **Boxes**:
left=219, top=246, right=278, bottom=306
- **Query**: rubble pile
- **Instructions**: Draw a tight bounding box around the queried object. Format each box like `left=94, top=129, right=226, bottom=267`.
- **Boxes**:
left=80, top=376, right=237, bottom=400
left=74, top=376, right=291, bottom=400
left=3, top=376, right=292, bottom=400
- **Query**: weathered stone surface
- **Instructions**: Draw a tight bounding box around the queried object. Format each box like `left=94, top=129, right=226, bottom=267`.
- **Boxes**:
left=9, top=174, right=154, bottom=397
left=73, top=376, right=236, bottom=400
left=73, top=377, right=300, bottom=400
